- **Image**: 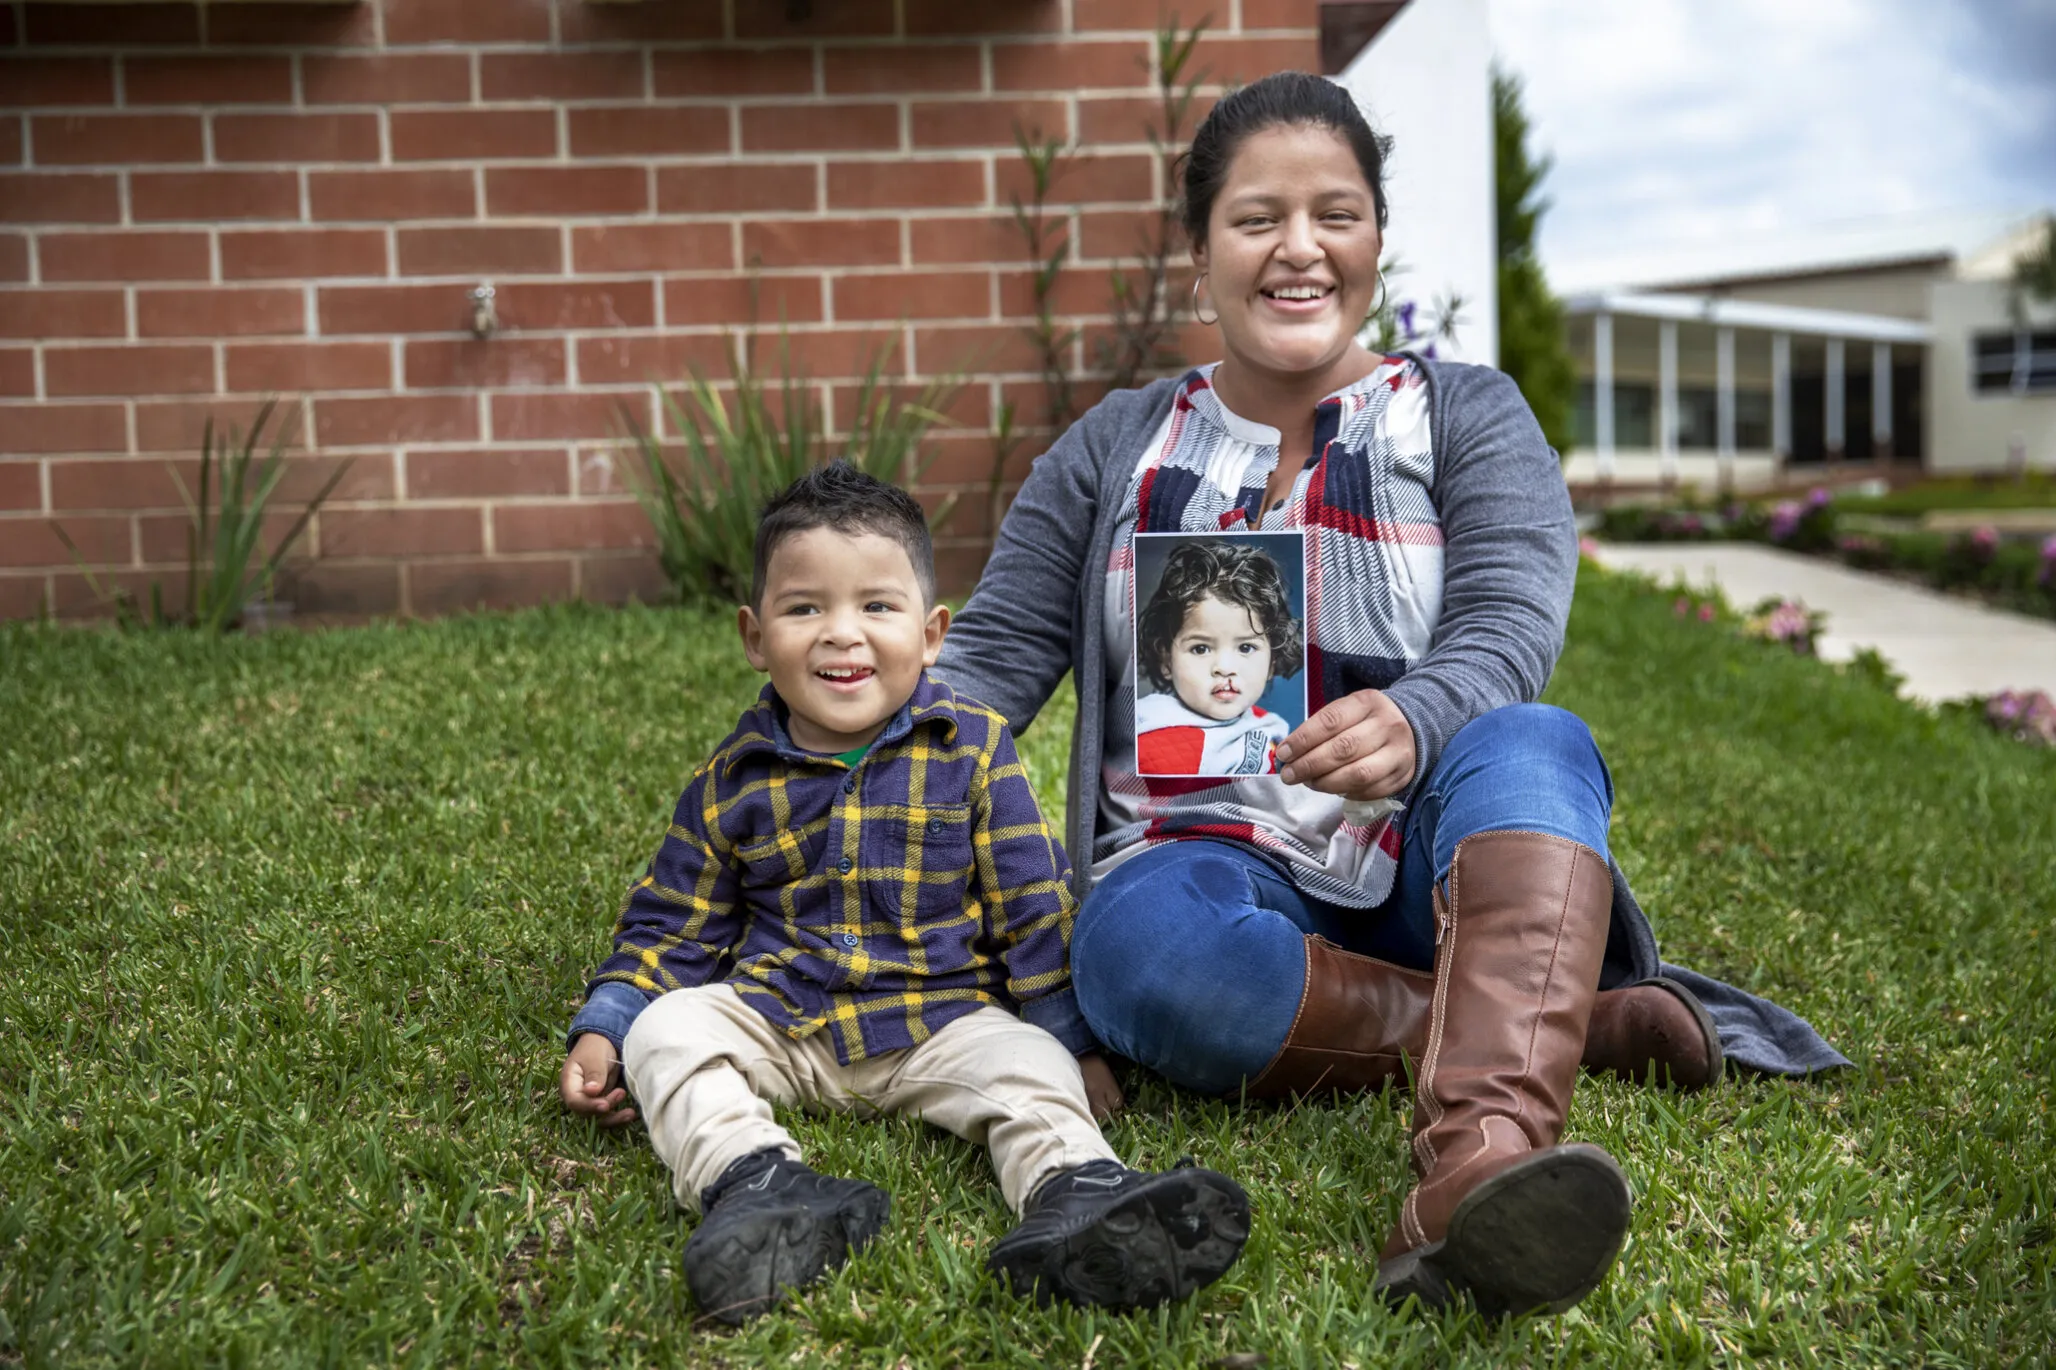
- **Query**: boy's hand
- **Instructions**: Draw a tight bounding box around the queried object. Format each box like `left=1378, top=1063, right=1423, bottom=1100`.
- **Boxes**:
left=1079, top=1053, right=1125, bottom=1121
left=561, top=1034, right=638, bottom=1128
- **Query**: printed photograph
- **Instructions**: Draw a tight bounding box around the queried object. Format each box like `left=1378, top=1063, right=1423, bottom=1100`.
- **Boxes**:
left=1133, top=531, right=1308, bottom=777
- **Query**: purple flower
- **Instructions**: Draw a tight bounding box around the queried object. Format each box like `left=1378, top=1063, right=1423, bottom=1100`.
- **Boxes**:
left=1987, top=688, right=2056, bottom=745
left=1806, top=486, right=1832, bottom=509
left=1767, top=501, right=1802, bottom=542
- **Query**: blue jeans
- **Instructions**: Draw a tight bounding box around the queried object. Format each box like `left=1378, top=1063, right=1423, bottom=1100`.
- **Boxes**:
left=1072, top=703, right=1615, bottom=1095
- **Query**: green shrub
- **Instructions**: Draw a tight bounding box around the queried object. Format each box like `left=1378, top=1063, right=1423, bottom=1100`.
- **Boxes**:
left=620, top=333, right=960, bottom=607
left=53, top=399, right=348, bottom=632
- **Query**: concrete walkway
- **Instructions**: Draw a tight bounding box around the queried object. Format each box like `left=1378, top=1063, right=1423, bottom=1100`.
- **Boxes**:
left=1594, top=542, right=2056, bottom=703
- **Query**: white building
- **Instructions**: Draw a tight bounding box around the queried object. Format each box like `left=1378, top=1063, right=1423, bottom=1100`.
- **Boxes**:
left=1329, top=0, right=1498, bottom=366
left=1556, top=209, right=2056, bottom=490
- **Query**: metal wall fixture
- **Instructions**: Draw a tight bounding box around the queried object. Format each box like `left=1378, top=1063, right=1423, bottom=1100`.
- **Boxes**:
left=469, top=283, right=498, bottom=340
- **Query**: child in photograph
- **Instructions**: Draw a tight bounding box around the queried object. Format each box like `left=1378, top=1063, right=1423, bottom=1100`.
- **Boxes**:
left=558, top=463, right=1249, bottom=1325
left=1135, top=538, right=1306, bottom=777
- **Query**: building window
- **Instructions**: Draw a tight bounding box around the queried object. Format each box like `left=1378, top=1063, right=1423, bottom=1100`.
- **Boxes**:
left=1972, top=329, right=2056, bottom=395
left=1573, top=382, right=1653, bottom=448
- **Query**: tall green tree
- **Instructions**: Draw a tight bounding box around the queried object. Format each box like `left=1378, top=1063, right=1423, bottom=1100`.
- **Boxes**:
left=2008, top=214, right=2056, bottom=325
left=1494, top=66, right=1577, bottom=455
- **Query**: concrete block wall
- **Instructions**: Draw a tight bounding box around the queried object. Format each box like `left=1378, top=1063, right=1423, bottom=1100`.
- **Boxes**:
left=0, top=0, right=1320, bottom=619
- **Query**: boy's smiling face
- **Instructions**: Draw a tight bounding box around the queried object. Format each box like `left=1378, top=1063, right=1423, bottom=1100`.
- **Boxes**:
left=1170, top=594, right=1272, bottom=721
left=737, top=526, right=949, bottom=754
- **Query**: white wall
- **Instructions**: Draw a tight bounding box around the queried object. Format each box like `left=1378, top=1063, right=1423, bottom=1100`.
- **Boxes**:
left=1927, top=280, right=2056, bottom=474
left=1335, top=0, right=1498, bottom=366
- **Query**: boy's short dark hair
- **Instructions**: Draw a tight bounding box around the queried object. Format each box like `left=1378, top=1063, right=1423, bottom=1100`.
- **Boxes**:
left=1137, top=539, right=1305, bottom=692
left=752, top=461, right=937, bottom=609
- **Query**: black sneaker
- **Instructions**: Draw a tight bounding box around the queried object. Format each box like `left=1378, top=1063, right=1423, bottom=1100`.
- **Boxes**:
left=986, top=1158, right=1250, bottom=1310
left=681, top=1149, right=892, bottom=1325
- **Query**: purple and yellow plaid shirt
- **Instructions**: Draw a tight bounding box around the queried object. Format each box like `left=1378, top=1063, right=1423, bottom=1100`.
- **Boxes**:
left=585, top=671, right=1090, bottom=1063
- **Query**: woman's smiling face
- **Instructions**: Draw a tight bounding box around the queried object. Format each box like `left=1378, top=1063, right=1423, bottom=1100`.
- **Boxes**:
left=1193, top=122, right=1384, bottom=381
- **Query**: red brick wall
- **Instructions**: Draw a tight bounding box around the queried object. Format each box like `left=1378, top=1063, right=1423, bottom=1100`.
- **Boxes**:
left=0, top=0, right=1319, bottom=620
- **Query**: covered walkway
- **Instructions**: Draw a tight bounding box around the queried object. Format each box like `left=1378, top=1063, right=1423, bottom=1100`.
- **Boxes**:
left=1565, top=292, right=1934, bottom=493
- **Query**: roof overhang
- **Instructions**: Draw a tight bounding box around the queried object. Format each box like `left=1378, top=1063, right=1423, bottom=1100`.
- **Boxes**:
left=1564, top=290, right=1934, bottom=345
left=1321, top=1, right=1409, bottom=75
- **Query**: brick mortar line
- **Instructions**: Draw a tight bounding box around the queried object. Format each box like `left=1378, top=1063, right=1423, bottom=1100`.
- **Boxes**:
left=6, top=93, right=1225, bottom=116
left=4, top=145, right=1172, bottom=171
left=5, top=32, right=1312, bottom=60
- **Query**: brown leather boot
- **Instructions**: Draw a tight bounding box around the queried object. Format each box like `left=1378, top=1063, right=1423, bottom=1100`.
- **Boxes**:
left=1244, top=946, right=1722, bottom=1101
left=1584, top=977, right=1723, bottom=1089
left=1374, top=831, right=1632, bottom=1318
left=1245, top=937, right=1432, bottom=1099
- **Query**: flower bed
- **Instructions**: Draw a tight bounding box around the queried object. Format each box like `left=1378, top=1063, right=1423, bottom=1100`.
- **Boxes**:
left=1595, top=491, right=2056, bottom=623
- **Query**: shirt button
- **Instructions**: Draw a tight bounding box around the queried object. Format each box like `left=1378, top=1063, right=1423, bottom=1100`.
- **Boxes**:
left=837, top=856, right=853, bottom=875
left=843, top=774, right=857, bottom=793
left=927, top=817, right=944, bottom=833
left=841, top=932, right=860, bottom=948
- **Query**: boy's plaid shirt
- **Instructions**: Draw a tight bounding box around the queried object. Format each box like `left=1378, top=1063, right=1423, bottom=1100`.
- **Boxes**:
left=587, top=671, right=1089, bottom=1062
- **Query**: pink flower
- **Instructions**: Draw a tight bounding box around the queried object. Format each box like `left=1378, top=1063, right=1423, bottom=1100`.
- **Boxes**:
left=1768, top=501, right=1803, bottom=542
left=1675, top=597, right=1691, bottom=616
left=1698, top=603, right=1716, bottom=622
left=1972, top=525, right=1999, bottom=554
left=1987, top=689, right=2056, bottom=745
left=1578, top=535, right=1601, bottom=559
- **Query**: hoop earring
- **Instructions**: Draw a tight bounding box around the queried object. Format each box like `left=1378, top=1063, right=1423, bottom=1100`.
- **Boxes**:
left=1191, top=273, right=1220, bottom=326
left=1368, top=268, right=1388, bottom=317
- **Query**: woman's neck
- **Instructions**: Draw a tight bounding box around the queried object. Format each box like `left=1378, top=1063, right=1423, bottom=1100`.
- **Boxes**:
left=1210, top=345, right=1381, bottom=456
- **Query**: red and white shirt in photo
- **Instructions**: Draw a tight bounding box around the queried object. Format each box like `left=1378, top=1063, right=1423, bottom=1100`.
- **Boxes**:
left=1134, top=690, right=1290, bottom=777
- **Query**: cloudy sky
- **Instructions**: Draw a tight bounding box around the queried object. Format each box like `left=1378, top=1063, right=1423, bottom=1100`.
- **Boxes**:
left=1484, top=0, right=2056, bottom=285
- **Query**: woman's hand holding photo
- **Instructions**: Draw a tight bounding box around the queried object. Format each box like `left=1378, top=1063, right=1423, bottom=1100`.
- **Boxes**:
left=1275, top=689, right=1416, bottom=800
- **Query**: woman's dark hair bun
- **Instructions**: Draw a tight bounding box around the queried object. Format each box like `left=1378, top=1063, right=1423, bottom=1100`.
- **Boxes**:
left=1180, top=70, right=1392, bottom=245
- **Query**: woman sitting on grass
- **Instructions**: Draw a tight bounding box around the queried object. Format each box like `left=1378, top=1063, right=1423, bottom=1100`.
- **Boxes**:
left=936, top=71, right=1847, bottom=1320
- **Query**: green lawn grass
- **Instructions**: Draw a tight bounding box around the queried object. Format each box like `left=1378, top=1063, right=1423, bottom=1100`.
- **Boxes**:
left=4, top=570, right=2052, bottom=1367
left=1835, top=473, right=2056, bottom=517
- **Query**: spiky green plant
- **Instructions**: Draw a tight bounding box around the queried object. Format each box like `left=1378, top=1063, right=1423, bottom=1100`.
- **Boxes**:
left=620, top=332, right=961, bottom=606
left=53, top=399, right=349, bottom=631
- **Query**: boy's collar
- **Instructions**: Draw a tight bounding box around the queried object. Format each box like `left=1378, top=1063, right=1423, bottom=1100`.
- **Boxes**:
left=724, top=670, right=961, bottom=775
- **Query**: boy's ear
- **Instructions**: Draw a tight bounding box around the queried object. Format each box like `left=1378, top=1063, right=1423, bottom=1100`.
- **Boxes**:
left=920, top=601, right=951, bottom=667
left=737, top=603, right=769, bottom=673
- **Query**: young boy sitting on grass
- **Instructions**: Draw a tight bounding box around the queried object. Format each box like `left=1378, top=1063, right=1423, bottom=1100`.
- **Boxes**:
left=559, top=463, right=1250, bottom=1325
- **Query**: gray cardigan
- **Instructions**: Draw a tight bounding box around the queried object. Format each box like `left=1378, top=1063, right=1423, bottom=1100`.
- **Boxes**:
left=936, top=358, right=1847, bottom=1076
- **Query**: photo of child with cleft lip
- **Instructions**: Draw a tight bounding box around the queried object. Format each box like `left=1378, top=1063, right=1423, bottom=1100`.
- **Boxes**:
left=1133, top=533, right=1307, bottom=777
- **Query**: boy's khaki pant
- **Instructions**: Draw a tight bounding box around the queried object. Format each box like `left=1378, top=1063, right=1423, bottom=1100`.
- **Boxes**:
left=622, top=984, right=1116, bottom=1215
